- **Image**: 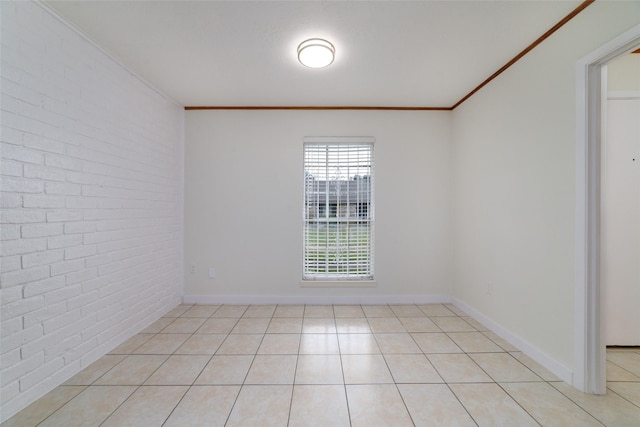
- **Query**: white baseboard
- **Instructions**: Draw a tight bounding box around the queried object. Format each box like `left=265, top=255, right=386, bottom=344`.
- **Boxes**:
left=451, top=297, right=573, bottom=385
left=182, top=294, right=452, bottom=305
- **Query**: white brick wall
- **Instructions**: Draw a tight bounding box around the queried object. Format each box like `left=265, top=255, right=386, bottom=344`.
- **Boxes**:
left=0, top=1, right=184, bottom=421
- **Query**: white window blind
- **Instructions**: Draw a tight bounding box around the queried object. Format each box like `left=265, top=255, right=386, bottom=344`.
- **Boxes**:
left=303, top=138, right=374, bottom=280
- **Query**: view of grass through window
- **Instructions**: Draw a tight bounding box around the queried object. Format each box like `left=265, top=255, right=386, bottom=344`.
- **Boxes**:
left=303, top=141, right=373, bottom=280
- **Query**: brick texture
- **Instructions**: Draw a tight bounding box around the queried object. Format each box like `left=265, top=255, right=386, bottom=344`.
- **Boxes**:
left=0, top=1, right=184, bottom=421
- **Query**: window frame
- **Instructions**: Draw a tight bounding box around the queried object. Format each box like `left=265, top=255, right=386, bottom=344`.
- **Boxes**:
left=301, top=137, right=375, bottom=286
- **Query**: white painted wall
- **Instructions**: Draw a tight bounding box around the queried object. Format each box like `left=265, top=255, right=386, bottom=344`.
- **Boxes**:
left=0, top=2, right=184, bottom=421
left=602, top=53, right=640, bottom=346
left=451, top=1, right=640, bottom=378
left=184, top=110, right=452, bottom=302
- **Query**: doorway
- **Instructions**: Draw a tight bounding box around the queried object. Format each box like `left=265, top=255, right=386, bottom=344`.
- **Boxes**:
left=575, top=24, right=640, bottom=395
left=601, top=56, right=640, bottom=347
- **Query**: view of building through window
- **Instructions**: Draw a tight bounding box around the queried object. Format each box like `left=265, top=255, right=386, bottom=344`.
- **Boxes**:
left=303, top=141, right=374, bottom=280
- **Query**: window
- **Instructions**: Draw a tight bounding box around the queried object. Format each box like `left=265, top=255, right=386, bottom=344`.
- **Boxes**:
left=303, top=137, right=374, bottom=281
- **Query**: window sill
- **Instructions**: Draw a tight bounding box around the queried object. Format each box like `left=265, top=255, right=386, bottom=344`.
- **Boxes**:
left=300, top=280, right=377, bottom=288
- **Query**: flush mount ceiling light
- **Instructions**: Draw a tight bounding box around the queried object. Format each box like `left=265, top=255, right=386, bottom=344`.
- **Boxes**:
left=297, top=38, right=335, bottom=68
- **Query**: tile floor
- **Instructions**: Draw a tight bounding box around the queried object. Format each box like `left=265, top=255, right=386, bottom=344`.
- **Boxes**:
left=3, top=304, right=640, bottom=426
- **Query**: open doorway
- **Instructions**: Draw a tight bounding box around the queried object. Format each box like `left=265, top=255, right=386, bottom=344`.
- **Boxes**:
left=575, top=24, right=640, bottom=395
left=601, top=54, right=640, bottom=349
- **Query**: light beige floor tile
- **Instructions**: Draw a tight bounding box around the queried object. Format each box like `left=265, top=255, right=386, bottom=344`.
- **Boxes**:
left=338, top=333, right=380, bottom=354
left=509, top=351, right=560, bottom=381
left=418, top=304, right=455, bottom=317
left=333, top=305, right=365, bottom=318
left=226, top=385, right=292, bottom=427
left=431, top=316, right=476, bottom=332
left=181, top=304, right=220, bottom=318
left=427, top=354, right=493, bottom=383
left=412, top=332, right=463, bottom=354
left=140, top=318, right=175, bottom=334
left=501, top=382, right=603, bottom=427
left=133, top=333, right=191, bottom=354
left=195, top=355, right=253, bottom=385
left=197, top=317, right=239, bottom=334
left=450, top=383, right=539, bottom=427
left=216, top=334, right=263, bottom=355
left=390, top=304, right=425, bottom=317
left=552, top=381, right=640, bottom=427
left=94, top=355, right=168, bottom=385
left=607, top=351, right=640, bottom=377
left=245, top=355, right=297, bottom=384
left=608, top=382, right=640, bottom=406
left=289, top=385, right=350, bottom=427
left=295, top=355, right=344, bottom=384
left=398, top=317, right=440, bottom=332
left=163, top=305, right=192, bottom=317
left=299, top=333, right=340, bottom=354
left=258, top=334, right=300, bottom=354
left=144, top=355, right=210, bottom=385
left=362, top=305, right=395, bottom=317
left=38, top=386, right=136, bottom=427
left=302, top=317, right=337, bottom=333
left=1, top=386, right=85, bottom=427
left=342, top=354, right=394, bottom=384
left=384, top=354, right=443, bottom=383
left=445, top=304, right=467, bottom=316
left=163, top=385, right=240, bottom=427
left=367, top=317, right=406, bottom=333
left=231, top=317, right=270, bottom=334
left=335, top=318, right=371, bottom=333
left=398, top=384, right=476, bottom=427
left=266, top=317, right=303, bottom=333
left=211, top=305, right=248, bottom=318
left=469, top=353, right=542, bottom=382
left=63, top=355, right=126, bottom=385
left=108, top=334, right=154, bottom=354
left=273, top=305, right=304, bottom=317
left=101, top=386, right=187, bottom=427
left=448, top=332, right=503, bottom=353
left=606, top=360, right=640, bottom=381
left=375, top=333, right=421, bottom=354
left=346, top=384, right=414, bottom=427
left=175, top=334, right=225, bottom=354
left=304, top=305, right=335, bottom=317
left=482, top=331, right=519, bottom=351
left=462, top=316, right=489, bottom=331
left=161, top=317, right=206, bottom=333
left=243, top=305, right=276, bottom=318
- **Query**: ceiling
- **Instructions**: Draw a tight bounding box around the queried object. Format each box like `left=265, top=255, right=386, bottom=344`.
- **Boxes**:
left=44, top=0, right=585, bottom=108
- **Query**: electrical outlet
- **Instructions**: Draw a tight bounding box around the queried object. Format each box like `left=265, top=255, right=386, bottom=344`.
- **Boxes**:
left=487, top=283, right=493, bottom=296
left=208, top=267, right=216, bottom=279
left=190, top=263, right=196, bottom=274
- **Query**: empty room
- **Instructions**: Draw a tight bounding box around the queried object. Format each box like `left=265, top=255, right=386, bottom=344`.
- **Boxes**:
left=1, top=0, right=639, bottom=425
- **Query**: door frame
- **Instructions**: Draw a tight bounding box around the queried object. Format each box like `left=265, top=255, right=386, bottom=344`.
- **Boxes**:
left=574, top=23, right=640, bottom=394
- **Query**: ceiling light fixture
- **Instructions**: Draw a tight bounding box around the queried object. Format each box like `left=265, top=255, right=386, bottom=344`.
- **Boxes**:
left=297, top=38, right=335, bottom=68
